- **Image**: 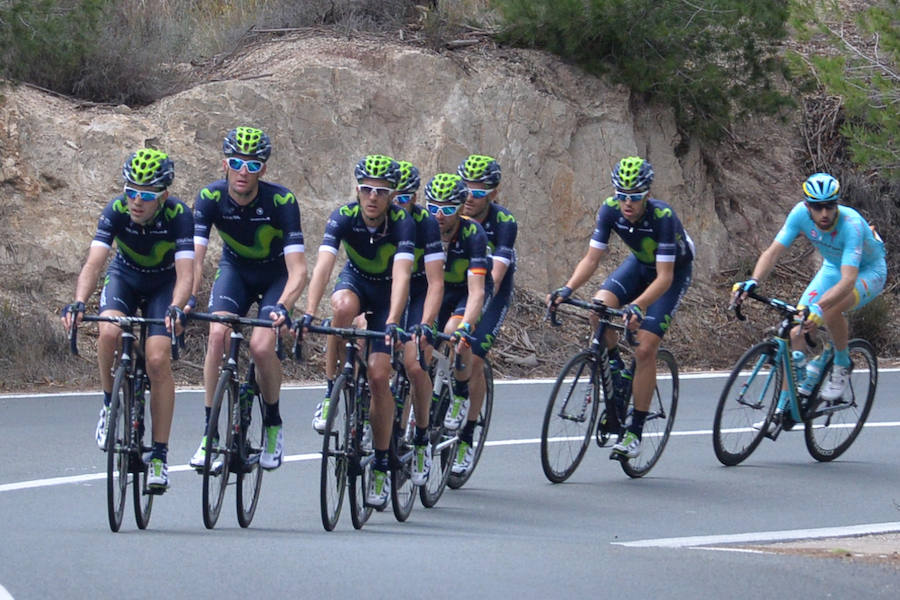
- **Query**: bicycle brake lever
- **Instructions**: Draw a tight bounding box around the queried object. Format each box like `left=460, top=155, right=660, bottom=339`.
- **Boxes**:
left=69, top=322, right=79, bottom=356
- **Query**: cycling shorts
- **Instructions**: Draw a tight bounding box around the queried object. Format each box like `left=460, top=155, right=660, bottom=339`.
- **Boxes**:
left=208, top=257, right=287, bottom=318
left=799, top=260, right=887, bottom=311
left=99, top=263, right=174, bottom=337
left=333, top=263, right=392, bottom=354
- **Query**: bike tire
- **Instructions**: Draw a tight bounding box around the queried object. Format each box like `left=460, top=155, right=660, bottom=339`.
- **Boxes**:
left=320, top=374, right=350, bottom=531
left=804, top=338, right=877, bottom=462
left=620, top=349, right=679, bottom=478
left=420, top=386, right=455, bottom=507
left=390, top=442, right=416, bottom=522
left=106, top=366, right=129, bottom=532
left=237, top=382, right=265, bottom=528
left=202, top=372, right=234, bottom=529
left=540, top=351, right=600, bottom=483
left=132, top=375, right=153, bottom=529
left=448, top=358, right=494, bottom=489
left=349, top=374, right=374, bottom=529
left=712, top=341, right=780, bottom=466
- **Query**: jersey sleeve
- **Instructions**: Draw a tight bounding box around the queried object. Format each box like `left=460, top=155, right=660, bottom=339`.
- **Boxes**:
left=319, top=206, right=347, bottom=255
left=170, top=198, right=195, bottom=260
left=840, top=214, right=866, bottom=268
left=422, top=214, right=444, bottom=264
left=272, top=188, right=305, bottom=254
left=773, top=202, right=807, bottom=248
left=392, top=207, right=415, bottom=262
left=491, top=207, right=518, bottom=266
left=91, top=198, right=125, bottom=249
left=464, top=221, right=490, bottom=277
left=589, top=200, right=616, bottom=250
left=653, top=204, right=678, bottom=263
left=192, top=185, right=221, bottom=247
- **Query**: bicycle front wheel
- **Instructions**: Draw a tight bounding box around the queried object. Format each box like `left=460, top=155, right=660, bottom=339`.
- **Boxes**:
left=420, top=386, right=455, bottom=508
left=320, top=374, right=350, bottom=531
left=620, top=349, right=679, bottom=478
left=540, top=351, right=600, bottom=483
left=349, top=376, right=374, bottom=529
left=448, top=358, right=494, bottom=489
left=712, top=341, right=780, bottom=466
left=107, top=367, right=130, bottom=532
left=132, top=376, right=153, bottom=529
left=390, top=441, right=416, bottom=522
left=805, top=338, right=877, bottom=462
left=202, top=372, right=235, bottom=529
left=237, top=383, right=265, bottom=528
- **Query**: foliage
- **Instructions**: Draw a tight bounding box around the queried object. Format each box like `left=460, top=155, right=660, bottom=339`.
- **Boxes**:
left=489, top=0, right=794, bottom=140
left=789, top=0, right=900, bottom=180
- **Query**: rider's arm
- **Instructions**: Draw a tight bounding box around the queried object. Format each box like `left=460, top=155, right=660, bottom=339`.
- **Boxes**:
left=190, top=243, right=207, bottom=299
left=461, top=271, right=486, bottom=327
left=171, top=257, right=194, bottom=308
left=276, top=250, right=308, bottom=311
left=421, top=257, right=444, bottom=326
left=74, top=245, right=112, bottom=303
left=816, top=264, right=859, bottom=312
left=564, top=245, right=606, bottom=292
left=387, top=257, right=413, bottom=325
left=305, top=248, right=337, bottom=317
left=749, top=240, right=789, bottom=283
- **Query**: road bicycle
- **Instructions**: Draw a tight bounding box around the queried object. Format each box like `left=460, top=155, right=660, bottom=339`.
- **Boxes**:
left=187, top=311, right=284, bottom=529
left=714, top=291, right=877, bottom=465
left=541, top=297, right=678, bottom=481
left=69, top=312, right=178, bottom=532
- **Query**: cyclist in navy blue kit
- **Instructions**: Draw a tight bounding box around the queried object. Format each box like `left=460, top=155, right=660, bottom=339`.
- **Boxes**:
left=393, top=161, right=445, bottom=486
left=450, top=154, right=516, bottom=475
left=188, top=127, right=308, bottom=472
left=62, top=149, right=194, bottom=491
left=549, top=156, right=694, bottom=460
left=303, top=155, right=415, bottom=508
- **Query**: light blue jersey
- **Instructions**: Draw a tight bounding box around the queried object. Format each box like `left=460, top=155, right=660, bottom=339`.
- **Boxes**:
left=775, top=202, right=885, bottom=269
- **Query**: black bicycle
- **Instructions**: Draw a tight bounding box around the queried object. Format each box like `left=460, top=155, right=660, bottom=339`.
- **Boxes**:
left=188, top=312, right=283, bottom=529
left=69, top=312, right=178, bottom=532
left=541, top=297, right=678, bottom=481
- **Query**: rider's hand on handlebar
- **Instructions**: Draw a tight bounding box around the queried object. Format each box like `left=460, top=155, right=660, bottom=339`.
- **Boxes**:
left=183, top=294, right=197, bottom=314
left=166, top=304, right=187, bottom=336
left=623, top=303, right=644, bottom=331
left=412, top=323, right=435, bottom=348
left=451, top=321, right=473, bottom=353
left=61, top=301, right=85, bottom=331
left=547, top=285, right=573, bottom=309
left=731, top=278, right=758, bottom=305
left=384, top=322, right=403, bottom=347
left=269, top=303, right=292, bottom=329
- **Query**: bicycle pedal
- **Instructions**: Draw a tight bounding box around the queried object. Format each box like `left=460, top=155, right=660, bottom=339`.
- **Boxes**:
left=608, top=450, right=626, bottom=462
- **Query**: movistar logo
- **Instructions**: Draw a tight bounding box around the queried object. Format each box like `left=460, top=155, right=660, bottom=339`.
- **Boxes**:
left=604, top=196, right=618, bottom=208
left=413, top=208, right=426, bottom=222
left=201, top=188, right=221, bottom=202
left=461, top=222, right=477, bottom=239
left=481, top=333, right=495, bottom=351
left=274, top=192, right=295, bottom=206
left=340, top=204, right=359, bottom=218
left=165, top=204, right=184, bottom=220
left=391, top=208, right=406, bottom=222
left=497, top=212, right=516, bottom=223
left=633, top=237, right=659, bottom=264
left=660, top=314, right=672, bottom=332
left=344, top=241, right=396, bottom=275
left=116, top=238, right=175, bottom=268
left=654, top=207, right=672, bottom=218
left=113, top=198, right=129, bottom=214
left=220, top=225, right=283, bottom=259
left=444, top=258, right=469, bottom=284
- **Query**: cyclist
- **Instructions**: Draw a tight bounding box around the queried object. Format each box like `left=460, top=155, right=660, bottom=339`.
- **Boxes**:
left=451, top=154, right=516, bottom=476
left=548, top=156, right=694, bottom=459
left=427, top=173, right=490, bottom=454
left=303, top=155, right=415, bottom=508
left=188, top=126, right=307, bottom=472
left=62, top=149, right=194, bottom=491
left=393, top=161, right=445, bottom=486
left=732, top=172, right=886, bottom=404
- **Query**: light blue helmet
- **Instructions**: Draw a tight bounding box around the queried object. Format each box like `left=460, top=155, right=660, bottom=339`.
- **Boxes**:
left=803, top=173, right=840, bottom=202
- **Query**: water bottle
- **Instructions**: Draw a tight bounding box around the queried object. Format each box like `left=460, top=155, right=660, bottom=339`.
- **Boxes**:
left=791, top=351, right=807, bottom=389
left=799, top=348, right=830, bottom=396
left=239, top=382, right=254, bottom=431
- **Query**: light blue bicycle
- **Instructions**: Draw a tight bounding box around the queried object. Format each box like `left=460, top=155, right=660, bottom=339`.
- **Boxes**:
left=713, top=291, right=877, bottom=465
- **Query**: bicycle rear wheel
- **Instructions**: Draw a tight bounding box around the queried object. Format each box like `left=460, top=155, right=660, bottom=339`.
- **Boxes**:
left=805, top=339, right=877, bottom=462
left=390, top=442, right=416, bottom=522
left=132, top=376, right=153, bottom=529
left=540, top=351, right=600, bottom=483
left=349, top=378, right=374, bottom=529
left=320, top=374, right=350, bottom=531
left=448, top=358, right=494, bottom=489
left=712, top=341, right=780, bottom=466
left=237, top=382, right=264, bottom=528
left=107, top=367, right=130, bottom=532
left=202, top=372, right=234, bottom=529
left=620, top=349, right=679, bottom=478
left=420, top=387, right=455, bottom=507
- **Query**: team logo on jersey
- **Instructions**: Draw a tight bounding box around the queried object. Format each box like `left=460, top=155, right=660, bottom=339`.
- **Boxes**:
left=201, top=188, right=221, bottom=202
left=497, top=212, right=516, bottom=223
left=274, top=192, right=295, bottom=206
left=654, top=207, right=672, bottom=218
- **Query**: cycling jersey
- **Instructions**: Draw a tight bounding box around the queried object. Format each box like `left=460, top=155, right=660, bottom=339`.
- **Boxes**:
left=92, top=195, right=194, bottom=274
left=320, top=202, right=416, bottom=281
left=775, top=202, right=886, bottom=269
left=477, top=203, right=518, bottom=272
left=591, top=197, right=694, bottom=266
left=443, top=217, right=490, bottom=289
left=193, top=179, right=304, bottom=266
left=409, top=203, right=444, bottom=280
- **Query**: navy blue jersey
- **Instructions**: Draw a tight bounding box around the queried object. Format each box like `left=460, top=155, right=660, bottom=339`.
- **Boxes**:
left=193, top=179, right=304, bottom=265
left=591, top=197, right=694, bottom=267
left=478, top=203, right=518, bottom=271
left=444, top=217, right=490, bottom=289
left=93, top=195, right=194, bottom=274
left=320, top=202, right=416, bottom=281
left=409, top=203, right=443, bottom=279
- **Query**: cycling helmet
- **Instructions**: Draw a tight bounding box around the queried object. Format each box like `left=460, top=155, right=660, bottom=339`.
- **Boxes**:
left=122, top=148, right=174, bottom=188
left=223, top=126, right=272, bottom=161
left=354, top=154, right=401, bottom=187
left=396, top=161, right=421, bottom=193
left=424, top=173, right=468, bottom=204
left=611, top=156, right=654, bottom=191
left=457, top=154, right=501, bottom=188
left=803, top=173, right=840, bottom=202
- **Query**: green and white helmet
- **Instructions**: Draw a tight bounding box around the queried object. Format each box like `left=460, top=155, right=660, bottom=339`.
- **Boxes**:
left=611, top=156, right=654, bottom=191
left=457, top=154, right=501, bottom=188
left=396, top=161, right=421, bottom=193
left=424, top=173, right=468, bottom=204
left=223, top=126, right=272, bottom=161
left=354, top=154, right=401, bottom=187
left=122, top=148, right=174, bottom=188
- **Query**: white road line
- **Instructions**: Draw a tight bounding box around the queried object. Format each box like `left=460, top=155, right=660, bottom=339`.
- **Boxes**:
left=0, top=584, right=13, bottom=600
left=3, top=423, right=899, bottom=494
left=614, top=522, right=900, bottom=548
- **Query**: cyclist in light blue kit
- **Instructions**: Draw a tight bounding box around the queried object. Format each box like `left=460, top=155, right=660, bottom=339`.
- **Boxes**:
left=733, top=172, right=886, bottom=403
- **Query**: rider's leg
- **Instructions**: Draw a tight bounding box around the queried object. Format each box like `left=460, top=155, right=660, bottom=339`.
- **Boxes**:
left=145, top=334, right=175, bottom=445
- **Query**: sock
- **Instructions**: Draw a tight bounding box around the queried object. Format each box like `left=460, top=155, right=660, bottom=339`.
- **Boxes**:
left=325, top=378, right=334, bottom=398
left=834, top=348, right=851, bottom=368
left=151, top=441, right=168, bottom=462
left=460, top=420, right=476, bottom=445
left=264, top=399, right=282, bottom=427
left=414, top=426, right=429, bottom=446
left=452, top=378, right=469, bottom=399
left=103, top=391, right=112, bottom=407
left=374, top=449, right=389, bottom=472
left=628, top=409, right=649, bottom=438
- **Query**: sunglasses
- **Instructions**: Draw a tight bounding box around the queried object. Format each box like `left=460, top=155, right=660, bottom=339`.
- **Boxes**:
left=807, top=201, right=838, bottom=212
left=357, top=184, right=393, bottom=198
left=395, top=194, right=413, bottom=205
left=227, top=157, right=264, bottom=173
left=614, top=190, right=649, bottom=204
left=426, top=202, right=460, bottom=216
left=468, top=189, right=491, bottom=199
left=124, top=187, right=165, bottom=202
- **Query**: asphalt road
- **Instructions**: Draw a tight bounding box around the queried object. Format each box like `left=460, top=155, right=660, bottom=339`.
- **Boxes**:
left=1, top=371, right=899, bottom=599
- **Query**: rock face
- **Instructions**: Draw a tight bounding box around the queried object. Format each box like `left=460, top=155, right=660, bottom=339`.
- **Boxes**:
left=0, top=33, right=805, bottom=317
